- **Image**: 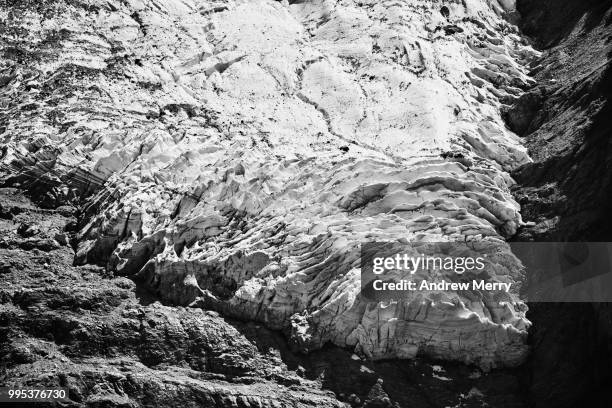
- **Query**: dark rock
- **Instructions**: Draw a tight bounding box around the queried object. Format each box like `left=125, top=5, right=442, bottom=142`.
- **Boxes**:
left=17, top=237, right=61, bottom=251
left=517, top=0, right=612, bottom=48
left=0, top=258, right=11, bottom=274
left=511, top=2, right=612, bottom=407
left=0, top=203, right=13, bottom=220
left=440, top=6, right=450, bottom=19
left=444, top=25, right=464, bottom=35
left=503, top=89, right=544, bottom=135
left=17, top=222, right=40, bottom=237
left=54, top=232, right=69, bottom=246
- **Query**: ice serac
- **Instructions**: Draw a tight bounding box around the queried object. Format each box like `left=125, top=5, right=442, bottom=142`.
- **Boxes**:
left=0, top=0, right=539, bottom=368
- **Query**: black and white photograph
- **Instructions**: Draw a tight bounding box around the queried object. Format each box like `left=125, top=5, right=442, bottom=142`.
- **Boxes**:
left=0, top=0, right=611, bottom=407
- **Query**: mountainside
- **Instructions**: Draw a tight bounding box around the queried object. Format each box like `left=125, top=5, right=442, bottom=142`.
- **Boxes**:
left=1, top=0, right=611, bottom=407
left=1, top=0, right=537, bottom=368
left=512, top=0, right=612, bottom=241
left=508, top=1, right=612, bottom=407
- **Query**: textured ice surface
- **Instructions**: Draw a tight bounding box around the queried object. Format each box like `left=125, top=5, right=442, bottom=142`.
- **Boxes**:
left=1, top=0, right=540, bottom=368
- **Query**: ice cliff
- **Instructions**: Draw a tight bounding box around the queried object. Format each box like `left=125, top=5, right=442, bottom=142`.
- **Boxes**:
left=1, top=0, right=540, bottom=369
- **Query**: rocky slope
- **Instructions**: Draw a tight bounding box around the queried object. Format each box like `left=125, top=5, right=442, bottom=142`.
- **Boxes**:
left=511, top=0, right=612, bottom=241
left=1, top=0, right=540, bottom=371
left=506, top=1, right=612, bottom=407
left=0, top=187, right=345, bottom=407
left=11, top=0, right=612, bottom=407
left=0, top=187, right=530, bottom=407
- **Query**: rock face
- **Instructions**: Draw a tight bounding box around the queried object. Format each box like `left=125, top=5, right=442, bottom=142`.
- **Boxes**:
left=0, top=0, right=540, bottom=369
left=0, top=188, right=345, bottom=407
left=508, top=1, right=612, bottom=407
left=0, top=187, right=530, bottom=408
left=512, top=0, right=612, bottom=241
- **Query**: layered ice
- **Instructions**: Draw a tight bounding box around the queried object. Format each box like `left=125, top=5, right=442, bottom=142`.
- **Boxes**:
left=1, top=0, right=540, bottom=368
